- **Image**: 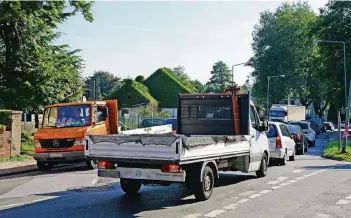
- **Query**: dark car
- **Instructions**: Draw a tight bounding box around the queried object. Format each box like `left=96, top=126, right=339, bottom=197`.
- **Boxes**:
left=164, top=118, right=177, bottom=134
left=287, top=124, right=308, bottom=155
left=323, top=122, right=335, bottom=132
left=140, top=118, right=165, bottom=128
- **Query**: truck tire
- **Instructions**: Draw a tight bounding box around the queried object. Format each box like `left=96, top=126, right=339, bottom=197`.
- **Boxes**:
left=256, top=153, right=267, bottom=178
left=37, top=162, right=53, bottom=171
left=193, top=166, right=214, bottom=201
left=86, top=160, right=98, bottom=169
left=120, top=178, right=142, bottom=195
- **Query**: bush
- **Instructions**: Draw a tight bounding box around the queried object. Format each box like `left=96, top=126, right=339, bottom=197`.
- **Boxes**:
left=135, top=75, right=145, bottom=83
left=106, top=79, right=157, bottom=107
left=323, top=141, right=351, bottom=162
left=21, top=130, right=33, bottom=145
left=0, top=110, right=12, bottom=130
left=144, top=68, right=192, bottom=108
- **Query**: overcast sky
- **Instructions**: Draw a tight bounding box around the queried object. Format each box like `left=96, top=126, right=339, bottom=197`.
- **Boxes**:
left=57, top=0, right=328, bottom=85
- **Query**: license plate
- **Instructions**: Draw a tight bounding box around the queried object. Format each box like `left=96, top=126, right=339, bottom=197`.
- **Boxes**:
left=49, top=153, right=63, bottom=158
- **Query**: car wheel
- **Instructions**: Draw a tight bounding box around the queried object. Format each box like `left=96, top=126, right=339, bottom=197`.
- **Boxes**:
left=37, top=161, right=53, bottom=171
left=289, top=149, right=295, bottom=161
left=256, top=153, right=268, bottom=178
left=193, top=166, right=214, bottom=201
left=86, top=160, right=98, bottom=169
left=305, top=142, right=308, bottom=152
left=279, top=151, right=287, bottom=166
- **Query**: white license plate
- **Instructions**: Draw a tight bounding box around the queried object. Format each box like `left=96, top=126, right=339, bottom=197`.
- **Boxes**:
left=49, top=153, right=63, bottom=158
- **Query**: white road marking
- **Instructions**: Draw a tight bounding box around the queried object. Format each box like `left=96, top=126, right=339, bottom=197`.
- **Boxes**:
left=237, top=198, right=250, bottom=204
left=223, top=203, right=238, bottom=210
left=345, top=195, right=351, bottom=200
left=289, top=180, right=298, bottom=183
left=336, top=199, right=351, bottom=205
left=260, top=190, right=272, bottom=194
left=230, top=196, right=240, bottom=201
left=204, top=210, right=225, bottom=217
left=271, top=186, right=282, bottom=190
left=92, top=177, right=100, bottom=185
left=266, top=177, right=288, bottom=185
left=279, top=182, right=291, bottom=186
left=181, top=215, right=202, bottom=218
left=239, top=190, right=256, bottom=196
left=249, top=194, right=262, bottom=199
left=0, top=196, right=56, bottom=210
left=296, top=176, right=305, bottom=180
left=317, top=213, right=331, bottom=217
left=293, top=169, right=304, bottom=174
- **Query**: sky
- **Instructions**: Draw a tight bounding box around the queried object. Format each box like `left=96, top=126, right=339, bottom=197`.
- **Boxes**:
left=57, top=0, right=328, bottom=86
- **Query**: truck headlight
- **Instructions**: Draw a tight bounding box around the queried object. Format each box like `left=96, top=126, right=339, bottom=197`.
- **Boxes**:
left=74, top=138, right=85, bottom=146
left=34, top=140, right=41, bottom=148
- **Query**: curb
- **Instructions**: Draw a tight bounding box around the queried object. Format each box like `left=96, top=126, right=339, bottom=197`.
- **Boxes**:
left=0, top=164, right=38, bottom=177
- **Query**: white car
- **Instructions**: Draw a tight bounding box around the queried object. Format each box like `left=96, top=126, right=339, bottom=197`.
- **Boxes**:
left=289, top=121, right=316, bottom=147
left=266, top=121, right=296, bottom=165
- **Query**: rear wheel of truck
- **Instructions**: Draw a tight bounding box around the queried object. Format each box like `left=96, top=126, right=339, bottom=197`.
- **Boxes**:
left=120, top=178, right=142, bottom=195
left=193, top=166, right=214, bottom=201
left=37, top=162, right=53, bottom=171
left=256, top=153, right=267, bottom=178
left=86, top=160, right=98, bottom=169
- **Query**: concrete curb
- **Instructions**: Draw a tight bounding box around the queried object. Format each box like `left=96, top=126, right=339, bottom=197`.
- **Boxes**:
left=0, top=163, right=38, bottom=177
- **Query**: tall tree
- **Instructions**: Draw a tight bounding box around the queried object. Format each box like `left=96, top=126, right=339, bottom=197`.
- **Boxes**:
left=84, top=71, right=121, bottom=100
left=170, top=65, right=196, bottom=91
left=0, top=1, right=94, bottom=112
left=205, top=61, right=233, bottom=93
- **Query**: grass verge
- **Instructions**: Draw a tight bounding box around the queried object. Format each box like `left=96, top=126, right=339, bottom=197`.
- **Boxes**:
left=323, top=140, right=351, bottom=162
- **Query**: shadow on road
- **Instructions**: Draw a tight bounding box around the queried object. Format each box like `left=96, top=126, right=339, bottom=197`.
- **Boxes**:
left=301, top=163, right=351, bottom=171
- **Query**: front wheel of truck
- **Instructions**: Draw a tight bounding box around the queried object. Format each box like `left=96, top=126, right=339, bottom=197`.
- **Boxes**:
left=256, top=153, right=268, bottom=178
left=37, top=162, right=53, bottom=171
left=120, top=178, right=142, bottom=195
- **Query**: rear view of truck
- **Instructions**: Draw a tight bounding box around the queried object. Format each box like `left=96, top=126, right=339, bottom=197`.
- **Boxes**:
left=85, top=91, right=269, bottom=201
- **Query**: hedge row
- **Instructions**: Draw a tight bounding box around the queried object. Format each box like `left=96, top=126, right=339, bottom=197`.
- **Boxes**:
left=144, top=68, right=193, bottom=108
left=107, top=79, right=157, bottom=107
left=0, top=110, right=12, bottom=131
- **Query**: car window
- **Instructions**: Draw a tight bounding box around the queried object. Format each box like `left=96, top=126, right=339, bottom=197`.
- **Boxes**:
left=287, top=125, right=298, bottom=134
left=279, top=124, right=290, bottom=137
left=266, top=124, right=278, bottom=137
left=290, top=122, right=309, bottom=129
left=249, top=105, right=259, bottom=130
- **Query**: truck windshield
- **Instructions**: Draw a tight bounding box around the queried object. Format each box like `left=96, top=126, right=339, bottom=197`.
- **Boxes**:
left=269, top=110, right=286, bottom=117
left=43, top=105, right=91, bottom=128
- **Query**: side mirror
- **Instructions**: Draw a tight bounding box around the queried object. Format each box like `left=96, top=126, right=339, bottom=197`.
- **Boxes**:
left=259, top=119, right=269, bottom=132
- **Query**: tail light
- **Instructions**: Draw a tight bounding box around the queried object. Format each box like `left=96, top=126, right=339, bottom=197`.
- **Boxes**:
left=98, top=161, right=114, bottom=169
left=161, top=164, right=181, bottom=173
left=296, top=135, right=301, bottom=141
left=276, top=136, right=282, bottom=149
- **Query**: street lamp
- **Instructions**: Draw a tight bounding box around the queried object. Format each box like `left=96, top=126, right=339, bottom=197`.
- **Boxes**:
left=313, top=39, right=348, bottom=153
left=231, top=62, right=247, bottom=87
left=267, top=74, right=285, bottom=117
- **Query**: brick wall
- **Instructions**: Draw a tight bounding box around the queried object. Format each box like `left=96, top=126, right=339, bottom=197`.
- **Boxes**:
left=0, top=131, right=11, bottom=158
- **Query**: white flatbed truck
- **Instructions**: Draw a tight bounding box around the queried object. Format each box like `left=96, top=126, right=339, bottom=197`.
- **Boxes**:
left=85, top=90, right=270, bottom=201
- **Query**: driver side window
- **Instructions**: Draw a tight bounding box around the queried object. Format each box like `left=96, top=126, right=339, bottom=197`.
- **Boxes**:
left=94, top=106, right=105, bottom=124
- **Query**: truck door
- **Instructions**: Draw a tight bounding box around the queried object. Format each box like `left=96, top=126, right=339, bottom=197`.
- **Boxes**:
left=249, top=104, right=266, bottom=171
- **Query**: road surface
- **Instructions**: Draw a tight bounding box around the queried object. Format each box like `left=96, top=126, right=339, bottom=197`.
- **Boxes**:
left=0, top=131, right=351, bottom=218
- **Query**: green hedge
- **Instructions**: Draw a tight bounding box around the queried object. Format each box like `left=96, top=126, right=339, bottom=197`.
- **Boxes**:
left=0, top=110, right=12, bottom=131
left=106, top=79, right=157, bottom=107
left=144, top=68, right=193, bottom=108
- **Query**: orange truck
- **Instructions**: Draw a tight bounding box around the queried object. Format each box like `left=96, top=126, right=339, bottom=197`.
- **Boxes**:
left=33, top=100, right=119, bottom=171
left=33, top=99, right=172, bottom=171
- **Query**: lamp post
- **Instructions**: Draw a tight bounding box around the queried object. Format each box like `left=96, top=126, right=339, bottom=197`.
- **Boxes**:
left=267, top=75, right=286, bottom=118
left=231, top=62, right=247, bottom=87
left=313, top=39, right=348, bottom=153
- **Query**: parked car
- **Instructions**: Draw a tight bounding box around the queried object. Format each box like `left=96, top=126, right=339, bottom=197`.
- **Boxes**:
left=140, top=118, right=165, bottom=128
left=288, top=121, right=316, bottom=147
left=164, top=118, right=177, bottom=134
left=266, top=121, right=296, bottom=165
left=287, top=124, right=308, bottom=155
left=323, top=122, right=335, bottom=132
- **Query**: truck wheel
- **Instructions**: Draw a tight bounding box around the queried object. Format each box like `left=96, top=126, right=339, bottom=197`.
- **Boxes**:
left=256, top=153, right=267, bottom=178
left=193, top=166, right=214, bottom=201
left=120, top=178, right=142, bottom=195
left=86, top=160, right=98, bottom=169
left=37, top=162, right=53, bottom=171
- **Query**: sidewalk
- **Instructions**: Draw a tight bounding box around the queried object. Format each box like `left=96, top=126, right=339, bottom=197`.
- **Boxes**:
left=0, top=158, right=37, bottom=176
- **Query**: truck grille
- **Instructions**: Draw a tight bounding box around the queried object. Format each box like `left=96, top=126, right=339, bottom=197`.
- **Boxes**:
left=39, top=139, right=75, bottom=148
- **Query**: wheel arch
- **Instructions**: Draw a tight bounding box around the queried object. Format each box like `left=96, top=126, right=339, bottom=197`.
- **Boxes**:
left=200, top=161, right=218, bottom=182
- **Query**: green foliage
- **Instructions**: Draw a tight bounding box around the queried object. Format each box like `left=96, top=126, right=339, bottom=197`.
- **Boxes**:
left=136, top=102, right=171, bottom=119
left=107, top=79, right=157, bottom=107
left=21, top=130, right=33, bottom=146
left=144, top=68, right=192, bottom=108
left=84, top=71, right=121, bottom=100
left=0, top=110, right=12, bottom=130
left=323, top=141, right=351, bottom=162
left=0, top=124, right=5, bottom=134
left=191, top=79, right=205, bottom=93
left=0, top=1, right=94, bottom=113
left=135, top=75, right=145, bottom=83
left=205, top=61, right=234, bottom=93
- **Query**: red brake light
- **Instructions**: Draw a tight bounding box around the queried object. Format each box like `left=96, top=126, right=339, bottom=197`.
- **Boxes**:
left=296, top=135, right=301, bottom=141
left=98, top=161, right=114, bottom=169
left=276, top=136, right=282, bottom=149
left=161, top=164, right=181, bottom=173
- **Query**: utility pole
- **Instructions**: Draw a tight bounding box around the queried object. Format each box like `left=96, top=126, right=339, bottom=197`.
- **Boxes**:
left=342, top=76, right=351, bottom=153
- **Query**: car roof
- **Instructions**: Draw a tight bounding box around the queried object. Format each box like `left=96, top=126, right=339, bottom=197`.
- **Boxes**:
left=290, top=120, right=309, bottom=124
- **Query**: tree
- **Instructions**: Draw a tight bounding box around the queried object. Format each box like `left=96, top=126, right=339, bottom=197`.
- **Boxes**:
left=170, top=66, right=196, bottom=91
left=205, top=61, right=233, bottom=93
left=191, top=79, right=205, bottom=93
left=84, top=71, right=121, bottom=100
left=0, top=1, right=94, bottom=112
left=250, top=2, right=321, bottom=109
left=135, top=75, right=145, bottom=83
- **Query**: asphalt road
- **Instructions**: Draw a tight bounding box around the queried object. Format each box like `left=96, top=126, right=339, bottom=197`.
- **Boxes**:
left=1, top=131, right=351, bottom=218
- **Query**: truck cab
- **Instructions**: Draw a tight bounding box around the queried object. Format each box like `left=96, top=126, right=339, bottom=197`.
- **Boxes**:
left=33, top=100, right=118, bottom=171
left=269, top=105, right=288, bottom=122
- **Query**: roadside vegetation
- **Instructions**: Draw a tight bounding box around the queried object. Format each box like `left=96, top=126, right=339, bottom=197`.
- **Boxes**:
left=323, top=141, right=351, bottom=162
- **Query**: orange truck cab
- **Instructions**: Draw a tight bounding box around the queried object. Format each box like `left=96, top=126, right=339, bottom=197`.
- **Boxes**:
left=33, top=99, right=118, bottom=171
